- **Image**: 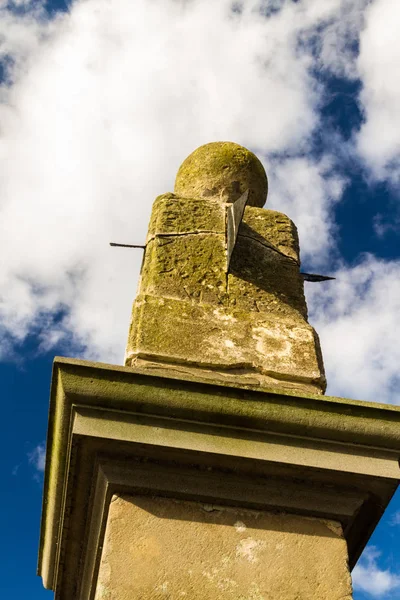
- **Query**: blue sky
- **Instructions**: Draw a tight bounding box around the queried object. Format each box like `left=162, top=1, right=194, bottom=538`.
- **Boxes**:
left=0, top=0, right=399, bottom=598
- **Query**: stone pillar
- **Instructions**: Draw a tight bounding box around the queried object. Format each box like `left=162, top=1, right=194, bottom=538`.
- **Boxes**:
left=38, top=358, right=400, bottom=599
left=38, top=143, right=400, bottom=599
left=125, top=142, right=326, bottom=395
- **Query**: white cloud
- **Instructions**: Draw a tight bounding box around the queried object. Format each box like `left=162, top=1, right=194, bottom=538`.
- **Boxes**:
left=307, top=255, right=400, bottom=403
left=353, top=546, right=400, bottom=597
left=28, top=442, right=46, bottom=472
left=303, top=0, right=368, bottom=79
left=0, top=0, right=360, bottom=363
left=390, top=512, right=400, bottom=526
left=356, top=0, right=400, bottom=183
left=373, top=214, right=400, bottom=239
left=268, top=154, right=345, bottom=264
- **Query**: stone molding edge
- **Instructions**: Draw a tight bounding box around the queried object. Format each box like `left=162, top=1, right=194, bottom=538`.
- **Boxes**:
left=38, top=357, right=400, bottom=596
left=49, top=357, right=400, bottom=446
left=45, top=433, right=392, bottom=599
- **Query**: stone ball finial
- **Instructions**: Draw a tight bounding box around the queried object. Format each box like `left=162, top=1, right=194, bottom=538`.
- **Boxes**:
left=174, top=141, right=268, bottom=208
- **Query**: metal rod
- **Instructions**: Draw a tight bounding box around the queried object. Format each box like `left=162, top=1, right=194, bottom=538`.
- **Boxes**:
left=109, top=242, right=146, bottom=249
left=301, top=272, right=336, bottom=282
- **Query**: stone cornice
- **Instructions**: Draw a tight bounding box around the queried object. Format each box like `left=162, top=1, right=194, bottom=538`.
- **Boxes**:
left=38, top=357, right=400, bottom=598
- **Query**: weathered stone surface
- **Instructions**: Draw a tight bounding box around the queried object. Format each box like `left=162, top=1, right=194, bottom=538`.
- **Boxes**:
left=174, top=141, right=268, bottom=208
left=137, top=195, right=306, bottom=316
left=148, top=195, right=299, bottom=263
left=148, top=193, right=225, bottom=238
left=140, top=234, right=227, bottom=304
left=38, top=356, right=400, bottom=595
left=229, top=236, right=307, bottom=318
left=126, top=142, right=326, bottom=394
left=95, top=495, right=353, bottom=600
left=127, top=295, right=325, bottom=394
left=240, top=206, right=300, bottom=263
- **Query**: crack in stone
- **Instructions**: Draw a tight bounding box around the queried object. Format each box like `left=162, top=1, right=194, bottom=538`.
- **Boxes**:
left=146, top=230, right=299, bottom=270
left=237, top=233, right=300, bottom=266
left=147, top=230, right=224, bottom=243
left=131, top=351, right=319, bottom=386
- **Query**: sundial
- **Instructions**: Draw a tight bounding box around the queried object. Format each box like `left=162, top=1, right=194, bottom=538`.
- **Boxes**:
left=111, top=141, right=329, bottom=394
left=110, top=189, right=335, bottom=282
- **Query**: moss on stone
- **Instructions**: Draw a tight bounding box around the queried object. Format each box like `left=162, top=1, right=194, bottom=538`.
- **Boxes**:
left=127, top=294, right=325, bottom=392
left=140, top=233, right=227, bottom=304
left=141, top=199, right=306, bottom=319
left=228, top=237, right=307, bottom=319
left=126, top=145, right=327, bottom=394
left=148, top=194, right=225, bottom=237
left=241, top=206, right=300, bottom=263
left=174, top=142, right=268, bottom=208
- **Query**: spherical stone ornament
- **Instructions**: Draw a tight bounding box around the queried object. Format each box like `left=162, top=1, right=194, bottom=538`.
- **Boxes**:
left=174, top=141, right=268, bottom=208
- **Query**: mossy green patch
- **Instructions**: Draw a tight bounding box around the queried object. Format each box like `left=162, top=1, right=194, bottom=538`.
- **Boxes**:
left=127, top=150, right=326, bottom=394
left=241, top=206, right=300, bottom=263
left=174, top=142, right=268, bottom=208
left=127, top=294, right=325, bottom=392
left=140, top=233, right=227, bottom=304
left=228, top=237, right=307, bottom=319
left=148, top=194, right=225, bottom=237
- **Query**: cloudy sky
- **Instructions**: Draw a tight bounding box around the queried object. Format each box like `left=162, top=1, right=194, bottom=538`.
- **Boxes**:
left=0, top=0, right=399, bottom=598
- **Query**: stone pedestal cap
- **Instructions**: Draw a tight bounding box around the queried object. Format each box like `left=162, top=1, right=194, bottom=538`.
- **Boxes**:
left=174, top=141, right=268, bottom=207
left=39, top=357, right=400, bottom=599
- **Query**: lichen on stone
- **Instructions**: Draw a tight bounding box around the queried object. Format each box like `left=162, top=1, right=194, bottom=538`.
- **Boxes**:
left=140, top=233, right=227, bottom=304
left=174, top=142, right=268, bottom=208
left=125, top=141, right=326, bottom=394
left=148, top=193, right=225, bottom=238
left=240, top=206, right=300, bottom=264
